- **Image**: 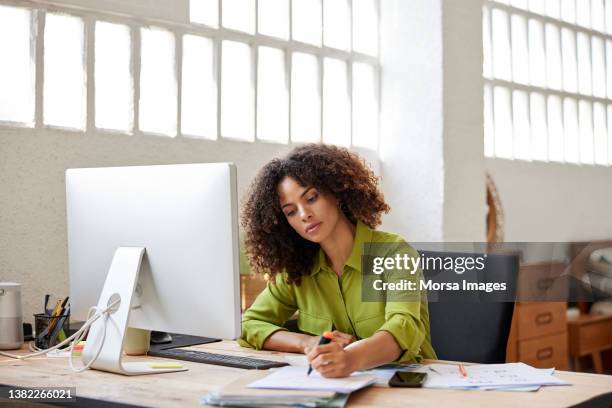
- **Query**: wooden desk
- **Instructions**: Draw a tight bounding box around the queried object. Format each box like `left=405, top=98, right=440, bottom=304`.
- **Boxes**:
left=1, top=341, right=612, bottom=407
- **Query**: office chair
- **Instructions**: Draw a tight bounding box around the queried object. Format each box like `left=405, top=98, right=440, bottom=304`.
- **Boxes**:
left=422, top=251, right=519, bottom=364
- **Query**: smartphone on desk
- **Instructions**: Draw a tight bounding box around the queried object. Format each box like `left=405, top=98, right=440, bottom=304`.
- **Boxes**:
left=388, top=371, right=427, bottom=388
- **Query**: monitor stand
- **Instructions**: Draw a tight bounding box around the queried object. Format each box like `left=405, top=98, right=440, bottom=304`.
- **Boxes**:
left=82, top=247, right=187, bottom=375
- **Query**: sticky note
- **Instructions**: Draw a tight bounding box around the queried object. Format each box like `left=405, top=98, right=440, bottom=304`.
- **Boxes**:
left=149, top=362, right=183, bottom=369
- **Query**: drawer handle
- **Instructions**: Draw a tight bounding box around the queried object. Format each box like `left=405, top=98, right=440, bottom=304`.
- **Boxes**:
left=535, top=312, right=553, bottom=325
left=536, top=347, right=553, bottom=360
left=537, top=278, right=554, bottom=291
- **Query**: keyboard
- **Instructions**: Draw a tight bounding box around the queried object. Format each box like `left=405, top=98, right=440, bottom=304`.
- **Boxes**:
left=147, top=348, right=289, bottom=370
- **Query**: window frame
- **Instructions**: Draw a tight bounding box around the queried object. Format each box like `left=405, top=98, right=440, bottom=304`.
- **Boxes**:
left=483, top=0, right=611, bottom=166
left=0, top=0, right=381, bottom=151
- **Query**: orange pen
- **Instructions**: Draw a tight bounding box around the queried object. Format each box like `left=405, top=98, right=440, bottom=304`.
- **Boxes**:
left=307, top=331, right=335, bottom=375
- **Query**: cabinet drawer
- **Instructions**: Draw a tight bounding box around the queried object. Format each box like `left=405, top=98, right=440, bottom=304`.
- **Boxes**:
left=518, top=332, right=568, bottom=370
left=517, top=302, right=566, bottom=340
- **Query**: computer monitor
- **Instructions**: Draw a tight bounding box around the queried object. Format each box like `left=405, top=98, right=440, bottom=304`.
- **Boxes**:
left=65, top=163, right=241, bottom=374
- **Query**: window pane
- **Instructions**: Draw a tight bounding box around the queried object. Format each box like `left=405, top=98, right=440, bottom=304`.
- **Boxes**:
left=291, top=52, right=320, bottom=143
left=593, top=102, right=608, bottom=164
left=511, top=0, right=528, bottom=9
left=221, top=41, right=253, bottom=140
left=576, top=0, right=591, bottom=27
left=607, top=0, right=612, bottom=34
left=592, top=36, right=606, bottom=98
left=222, top=0, right=255, bottom=34
left=324, top=0, right=350, bottom=50
left=44, top=13, right=85, bottom=130
left=95, top=22, right=132, bottom=132
left=546, top=0, right=561, bottom=18
left=529, top=0, right=546, bottom=14
left=483, top=7, right=493, bottom=78
left=513, top=90, right=531, bottom=160
left=561, top=0, right=576, bottom=23
left=493, top=9, right=512, bottom=81
left=182, top=34, right=216, bottom=139
left=592, top=0, right=605, bottom=31
left=608, top=40, right=612, bottom=98
left=579, top=100, right=594, bottom=164
left=528, top=19, right=546, bottom=87
left=139, top=28, right=176, bottom=136
left=494, top=86, right=513, bottom=158
left=562, top=29, right=578, bottom=93
left=548, top=95, right=564, bottom=162
left=511, top=15, right=529, bottom=84
left=545, top=24, right=562, bottom=90
left=292, top=0, right=322, bottom=46
left=530, top=92, right=548, bottom=161
left=352, top=62, right=378, bottom=150
left=353, top=0, right=378, bottom=55
left=190, top=0, right=218, bottom=28
left=564, top=98, right=580, bottom=163
left=577, top=32, right=592, bottom=95
left=323, top=58, right=350, bottom=147
left=257, top=46, right=288, bottom=142
left=258, top=0, right=289, bottom=39
left=484, top=85, right=495, bottom=157
left=0, top=5, right=33, bottom=125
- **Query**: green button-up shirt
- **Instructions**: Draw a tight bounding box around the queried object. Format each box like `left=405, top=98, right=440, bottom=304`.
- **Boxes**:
left=238, top=221, right=437, bottom=363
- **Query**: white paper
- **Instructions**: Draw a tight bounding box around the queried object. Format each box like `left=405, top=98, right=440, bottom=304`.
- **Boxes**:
left=247, top=366, right=376, bottom=393
left=284, top=355, right=308, bottom=367
left=423, top=363, right=569, bottom=389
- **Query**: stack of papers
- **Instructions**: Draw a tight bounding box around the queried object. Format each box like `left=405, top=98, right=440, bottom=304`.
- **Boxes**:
left=201, top=371, right=349, bottom=407
left=419, top=363, right=570, bottom=391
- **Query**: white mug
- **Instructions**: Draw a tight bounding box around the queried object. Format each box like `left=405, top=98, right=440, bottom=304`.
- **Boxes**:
left=0, top=282, right=24, bottom=350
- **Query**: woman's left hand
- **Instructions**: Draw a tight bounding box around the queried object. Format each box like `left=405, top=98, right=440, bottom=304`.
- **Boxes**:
left=306, top=342, right=359, bottom=378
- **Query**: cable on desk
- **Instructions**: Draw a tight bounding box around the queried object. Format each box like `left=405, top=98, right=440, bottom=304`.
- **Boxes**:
left=0, top=298, right=119, bottom=373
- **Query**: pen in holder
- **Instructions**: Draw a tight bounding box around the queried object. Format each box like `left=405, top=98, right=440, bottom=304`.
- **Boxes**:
left=33, top=312, right=70, bottom=350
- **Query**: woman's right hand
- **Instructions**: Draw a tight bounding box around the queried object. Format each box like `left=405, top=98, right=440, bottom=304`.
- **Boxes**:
left=303, top=330, right=356, bottom=353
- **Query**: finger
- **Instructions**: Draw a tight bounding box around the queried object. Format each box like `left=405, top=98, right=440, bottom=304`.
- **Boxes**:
left=332, top=331, right=351, bottom=341
left=313, top=358, right=337, bottom=374
left=307, top=342, right=341, bottom=360
left=319, top=365, right=344, bottom=378
left=312, top=352, right=335, bottom=368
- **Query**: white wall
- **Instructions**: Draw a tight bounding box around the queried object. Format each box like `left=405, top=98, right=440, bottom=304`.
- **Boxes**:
left=0, top=126, right=293, bottom=321
left=379, top=0, right=485, bottom=242
left=486, top=158, right=612, bottom=242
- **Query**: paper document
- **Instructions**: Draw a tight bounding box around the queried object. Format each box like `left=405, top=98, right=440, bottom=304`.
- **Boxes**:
left=284, top=355, right=308, bottom=367
left=248, top=366, right=376, bottom=394
left=423, top=363, right=569, bottom=389
left=202, top=371, right=348, bottom=408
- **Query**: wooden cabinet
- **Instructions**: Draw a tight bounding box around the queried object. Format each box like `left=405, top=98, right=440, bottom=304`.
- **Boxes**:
left=507, top=302, right=569, bottom=369
left=506, top=262, right=569, bottom=369
left=567, top=313, right=612, bottom=374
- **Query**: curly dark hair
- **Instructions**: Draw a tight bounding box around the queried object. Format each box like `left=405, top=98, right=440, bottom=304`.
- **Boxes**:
left=241, top=144, right=390, bottom=285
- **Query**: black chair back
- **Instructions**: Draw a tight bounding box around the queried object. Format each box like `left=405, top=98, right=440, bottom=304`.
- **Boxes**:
left=421, top=251, right=518, bottom=364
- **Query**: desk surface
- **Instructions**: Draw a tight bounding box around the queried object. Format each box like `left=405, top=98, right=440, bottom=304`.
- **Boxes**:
left=1, top=341, right=611, bottom=408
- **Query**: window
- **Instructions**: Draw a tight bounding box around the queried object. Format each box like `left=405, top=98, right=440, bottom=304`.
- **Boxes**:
left=43, top=13, right=85, bottom=130
left=0, top=0, right=380, bottom=150
left=484, top=0, right=612, bottom=165
left=0, top=5, right=33, bottom=125
left=95, top=21, right=132, bottom=132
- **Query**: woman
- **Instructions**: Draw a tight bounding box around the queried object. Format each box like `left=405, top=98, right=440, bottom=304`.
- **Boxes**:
left=239, top=144, right=436, bottom=377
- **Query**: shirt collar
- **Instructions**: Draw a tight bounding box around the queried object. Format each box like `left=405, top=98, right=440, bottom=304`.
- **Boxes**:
left=310, top=220, right=374, bottom=276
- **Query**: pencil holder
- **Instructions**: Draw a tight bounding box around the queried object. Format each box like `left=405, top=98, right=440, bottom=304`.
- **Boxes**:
left=33, top=312, right=70, bottom=350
